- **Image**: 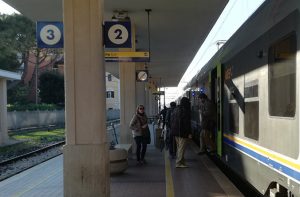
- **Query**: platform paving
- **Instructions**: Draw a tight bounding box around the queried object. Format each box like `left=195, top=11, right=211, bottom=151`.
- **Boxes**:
left=0, top=155, right=63, bottom=197
left=111, top=146, right=165, bottom=197
left=0, top=143, right=243, bottom=197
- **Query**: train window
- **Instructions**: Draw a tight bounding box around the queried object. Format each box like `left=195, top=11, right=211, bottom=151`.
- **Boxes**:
left=244, top=80, right=258, bottom=98
left=244, top=80, right=259, bottom=140
left=245, top=101, right=259, bottom=140
left=229, top=103, right=239, bottom=134
left=225, top=84, right=239, bottom=134
left=268, top=33, right=296, bottom=117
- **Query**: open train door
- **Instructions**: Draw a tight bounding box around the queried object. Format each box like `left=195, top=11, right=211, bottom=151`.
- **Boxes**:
left=210, top=63, right=223, bottom=156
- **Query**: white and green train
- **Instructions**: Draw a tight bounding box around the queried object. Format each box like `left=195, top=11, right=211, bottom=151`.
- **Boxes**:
left=185, top=0, right=300, bottom=196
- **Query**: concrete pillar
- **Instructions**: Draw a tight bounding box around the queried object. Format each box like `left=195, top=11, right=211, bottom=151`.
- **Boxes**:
left=0, top=79, right=8, bottom=145
left=136, top=63, right=146, bottom=108
left=119, top=63, right=135, bottom=144
left=119, top=23, right=137, bottom=144
left=146, top=84, right=158, bottom=117
left=63, top=0, right=109, bottom=196
left=146, top=88, right=157, bottom=117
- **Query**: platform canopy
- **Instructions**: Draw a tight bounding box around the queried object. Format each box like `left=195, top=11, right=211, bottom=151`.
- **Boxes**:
left=3, top=0, right=228, bottom=87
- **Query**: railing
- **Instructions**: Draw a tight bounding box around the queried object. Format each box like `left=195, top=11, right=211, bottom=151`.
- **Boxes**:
left=106, top=119, right=120, bottom=148
left=148, top=115, right=159, bottom=124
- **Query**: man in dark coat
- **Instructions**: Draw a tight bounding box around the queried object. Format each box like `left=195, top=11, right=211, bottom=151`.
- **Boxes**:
left=170, top=97, right=192, bottom=168
left=165, top=101, right=177, bottom=158
left=159, top=106, right=168, bottom=129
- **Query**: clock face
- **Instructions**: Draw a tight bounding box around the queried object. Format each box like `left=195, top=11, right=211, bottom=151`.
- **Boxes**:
left=137, top=71, right=148, bottom=81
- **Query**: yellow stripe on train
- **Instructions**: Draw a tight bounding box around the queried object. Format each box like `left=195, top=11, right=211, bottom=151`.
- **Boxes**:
left=223, top=133, right=300, bottom=171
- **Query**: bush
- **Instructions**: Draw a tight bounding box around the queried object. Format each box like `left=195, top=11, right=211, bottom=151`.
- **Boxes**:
left=39, top=72, right=64, bottom=104
left=7, top=83, right=30, bottom=104
left=7, top=103, right=64, bottom=111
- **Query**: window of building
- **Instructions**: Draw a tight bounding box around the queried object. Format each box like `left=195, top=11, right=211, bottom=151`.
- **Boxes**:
left=107, top=74, right=112, bottom=81
left=106, top=91, right=114, bottom=98
left=268, top=33, right=296, bottom=117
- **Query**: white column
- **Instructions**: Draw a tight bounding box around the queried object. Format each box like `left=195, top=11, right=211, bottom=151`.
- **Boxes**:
left=63, top=0, right=109, bottom=196
left=146, top=86, right=158, bottom=117
left=119, top=23, right=137, bottom=144
left=0, top=79, right=8, bottom=145
left=119, top=63, right=136, bottom=144
left=136, top=81, right=146, bottom=106
left=146, top=88, right=157, bottom=117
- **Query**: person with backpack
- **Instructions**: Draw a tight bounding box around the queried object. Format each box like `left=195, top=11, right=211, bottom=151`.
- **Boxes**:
left=165, top=101, right=177, bottom=158
left=170, top=97, right=192, bottom=168
left=159, top=106, right=168, bottom=129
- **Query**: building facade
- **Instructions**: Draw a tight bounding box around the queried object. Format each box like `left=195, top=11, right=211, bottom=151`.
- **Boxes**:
left=106, top=72, right=120, bottom=110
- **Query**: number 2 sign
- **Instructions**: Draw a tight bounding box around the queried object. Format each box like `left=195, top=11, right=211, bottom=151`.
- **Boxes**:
left=104, top=21, right=131, bottom=48
left=36, top=22, right=64, bottom=48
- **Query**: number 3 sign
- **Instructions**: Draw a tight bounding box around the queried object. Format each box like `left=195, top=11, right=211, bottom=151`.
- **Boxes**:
left=36, top=22, right=64, bottom=48
left=104, top=21, right=131, bottom=48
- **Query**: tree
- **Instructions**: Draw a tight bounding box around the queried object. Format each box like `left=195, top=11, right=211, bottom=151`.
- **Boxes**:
left=1, top=14, right=64, bottom=104
left=7, top=82, right=30, bottom=104
left=39, top=72, right=64, bottom=104
left=0, top=46, right=20, bottom=71
left=0, top=14, right=35, bottom=71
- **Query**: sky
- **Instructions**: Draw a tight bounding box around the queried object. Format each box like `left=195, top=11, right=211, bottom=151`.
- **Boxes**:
left=0, top=0, right=265, bottom=107
left=0, top=0, right=19, bottom=14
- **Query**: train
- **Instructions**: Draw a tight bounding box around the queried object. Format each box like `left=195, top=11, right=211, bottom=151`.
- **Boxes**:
left=183, top=0, right=300, bottom=196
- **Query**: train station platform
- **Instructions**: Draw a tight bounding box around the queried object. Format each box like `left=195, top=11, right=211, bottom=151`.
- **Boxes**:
left=0, top=142, right=243, bottom=197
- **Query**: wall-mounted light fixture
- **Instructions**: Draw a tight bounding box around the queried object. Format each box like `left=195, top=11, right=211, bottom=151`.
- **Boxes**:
left=111, top=10, right=130, bottom=21
left=216, top=40, right=227, bottom=50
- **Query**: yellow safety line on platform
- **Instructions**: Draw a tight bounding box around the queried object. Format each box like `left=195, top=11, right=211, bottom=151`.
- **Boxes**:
left=165, top=150, right=175, bottom=197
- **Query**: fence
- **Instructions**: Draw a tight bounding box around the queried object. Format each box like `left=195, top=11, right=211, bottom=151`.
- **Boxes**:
left=7, top=109, right=120, bottom=130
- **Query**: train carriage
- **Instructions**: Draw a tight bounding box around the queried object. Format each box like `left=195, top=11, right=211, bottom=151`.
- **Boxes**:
left=185, top=0, right=300, bottom=196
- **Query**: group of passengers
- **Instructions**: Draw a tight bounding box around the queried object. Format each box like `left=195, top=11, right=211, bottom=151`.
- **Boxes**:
left=129, top=93, right=216, bottom=168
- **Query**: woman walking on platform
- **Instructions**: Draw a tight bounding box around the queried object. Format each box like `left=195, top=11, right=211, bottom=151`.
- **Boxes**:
left=129, top=105, right=150, bottom=165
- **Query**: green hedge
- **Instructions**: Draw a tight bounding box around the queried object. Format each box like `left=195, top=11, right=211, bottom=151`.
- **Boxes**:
left=7, top=103, right=64, bottom=112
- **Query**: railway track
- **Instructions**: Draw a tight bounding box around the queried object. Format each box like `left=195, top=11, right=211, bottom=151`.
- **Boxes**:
left=0, top=120, right=120, bottom=181
left=0, top=141, right=65, bottom=181
left=0, top=141, right=65, bottom=166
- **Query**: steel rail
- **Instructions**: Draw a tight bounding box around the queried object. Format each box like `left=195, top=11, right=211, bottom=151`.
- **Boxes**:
left=0, top=141, right=65, bottom=166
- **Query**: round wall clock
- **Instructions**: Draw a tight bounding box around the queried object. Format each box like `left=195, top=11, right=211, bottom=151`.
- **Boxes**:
left=137, top=70, right=148, bottom=81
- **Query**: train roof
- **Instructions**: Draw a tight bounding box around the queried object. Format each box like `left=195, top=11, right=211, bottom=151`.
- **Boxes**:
left=184, top=0, right=299, bottom=90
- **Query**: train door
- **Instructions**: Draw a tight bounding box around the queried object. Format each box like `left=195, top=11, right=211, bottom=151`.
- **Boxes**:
left=211, top=63, right=223, bottom=156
